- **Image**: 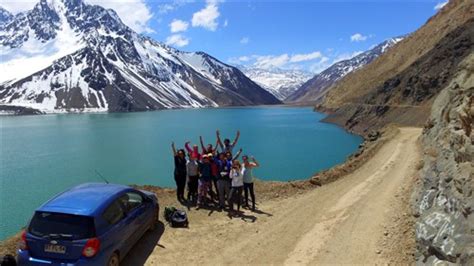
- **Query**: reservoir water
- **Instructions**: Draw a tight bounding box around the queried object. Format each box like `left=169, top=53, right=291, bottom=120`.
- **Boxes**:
left=0, top=107, right=362, bottom=240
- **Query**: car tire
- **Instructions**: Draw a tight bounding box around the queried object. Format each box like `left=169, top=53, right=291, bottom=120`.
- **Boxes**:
left=107, top=252, right=120, bottom=266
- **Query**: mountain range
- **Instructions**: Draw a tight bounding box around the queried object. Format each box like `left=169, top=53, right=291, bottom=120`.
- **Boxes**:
left=318, top=0, right=473, bottom=134
left=286, top=37, right=403, bottom=103
left=0, top=0, right=280, bottom=114
left=238, top=66, right=312, bottom=101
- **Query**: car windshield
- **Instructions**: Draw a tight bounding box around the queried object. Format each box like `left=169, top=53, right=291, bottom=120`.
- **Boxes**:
left=29, top=212, right=95, bottom=240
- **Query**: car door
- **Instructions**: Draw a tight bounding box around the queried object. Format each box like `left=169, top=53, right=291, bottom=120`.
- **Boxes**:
left=100, top=198, right=131, bottom=258
left=121, top=192, right=149, bottom=253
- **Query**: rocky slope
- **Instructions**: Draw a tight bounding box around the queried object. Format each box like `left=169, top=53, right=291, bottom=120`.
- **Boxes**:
left=309, top=0, right=473, bottom=263
left=318, top=0, right=474, bottom=135
left=286, top=37, right=403, bottom=103
left=413, top=53, right=473, bottom=264
left=320, top=0, right=474, bottom=113
left=323, top=17, right=474, bottom=134
left=0, top=0, right=280, bottom=113
left=238, top=66, right=312, bottom=101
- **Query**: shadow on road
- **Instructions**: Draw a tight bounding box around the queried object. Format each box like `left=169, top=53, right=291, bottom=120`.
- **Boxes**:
left=121, top=221, right=165, bottom=266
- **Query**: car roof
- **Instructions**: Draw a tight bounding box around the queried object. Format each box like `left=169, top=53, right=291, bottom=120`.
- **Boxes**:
left=37, top=183, right=133, bottom=216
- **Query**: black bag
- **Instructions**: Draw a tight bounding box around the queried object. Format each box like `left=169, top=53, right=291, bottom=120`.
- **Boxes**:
left=170, top=210, right=189, bottom=228
left=1, top=255, right=17, bottom=266
left=164, top=206, right=177, bottom=222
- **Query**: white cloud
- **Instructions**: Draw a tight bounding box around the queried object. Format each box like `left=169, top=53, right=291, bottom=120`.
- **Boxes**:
left=434, top=1, right=448, bottom=10
left=1, top=0, right=154, bottom=33
left=191, top=0, right=220, bottom=31
left=87, top=0, right=154, bottom=33
left=158, top=0, right=189, bottom=14
left=223, top=19, right=229, bottom=27
left=290, top=51, right=322, bottom=63
left=309, top=57, right=330, bottom=73
left=229, top=51, right=328, bottom=71
left=332, top=51, right=363, bottom=63
left=170, top=19, right=189, bottom=33
left=0, top=0, right=36, bottom=13
left=165, top=34, right=190, bottom=47
left=238, top=56, right=250, bottom=62
left=350, top=33, right=368, bottom=42
left=254, top=54, right=290, bottom=69
left=240, top=37, right=250, bottom=44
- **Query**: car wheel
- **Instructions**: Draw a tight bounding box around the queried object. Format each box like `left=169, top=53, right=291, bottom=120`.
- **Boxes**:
left=107, top=252, right=120, bottom=266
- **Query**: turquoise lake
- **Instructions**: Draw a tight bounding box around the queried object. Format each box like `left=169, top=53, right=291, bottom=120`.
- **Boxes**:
left=0, top=107, right=362, bottom=240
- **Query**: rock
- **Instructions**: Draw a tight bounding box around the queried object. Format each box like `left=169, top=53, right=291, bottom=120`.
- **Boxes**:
left=367, top=131, right=381, bottom=142
left=414, top=76, right=474, bottom=264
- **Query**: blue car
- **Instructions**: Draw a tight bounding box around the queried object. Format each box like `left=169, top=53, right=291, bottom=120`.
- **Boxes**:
left=17, top=183, right=159, bottom=266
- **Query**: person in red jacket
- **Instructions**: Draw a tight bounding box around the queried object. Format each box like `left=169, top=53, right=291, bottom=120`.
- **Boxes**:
left=185, top=141, right=201, bottom=160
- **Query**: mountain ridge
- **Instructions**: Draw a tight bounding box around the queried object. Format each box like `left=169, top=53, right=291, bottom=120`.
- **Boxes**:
left=0, top=0, right=280, bottom=113
left=238, top=66, right=313, bottom=101
left=286, top=37, right=403, bottom=103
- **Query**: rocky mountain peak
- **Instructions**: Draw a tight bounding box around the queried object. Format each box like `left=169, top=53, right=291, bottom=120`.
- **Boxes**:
left=0, top=7, right=13, bottom=26
left=239, top=66, right=313, bottom=101
left=0, top=0, right=279, bottom=113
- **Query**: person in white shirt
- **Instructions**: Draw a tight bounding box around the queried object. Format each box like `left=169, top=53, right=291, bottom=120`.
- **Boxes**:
left=228, top=159, right=244, bottom=213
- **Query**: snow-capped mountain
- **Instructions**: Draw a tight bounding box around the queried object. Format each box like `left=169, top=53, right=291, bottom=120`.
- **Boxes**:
left=0, top=0, right=280, bottom=113
left=286, top=37, right=404, bottom=103
left=0, top=7, right=13, bottom=27
left=238, top=66, right=312, bottom=100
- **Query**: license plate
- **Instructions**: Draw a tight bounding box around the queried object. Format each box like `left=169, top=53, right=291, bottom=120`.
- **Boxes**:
left=44, top=244, right=66, bottom=254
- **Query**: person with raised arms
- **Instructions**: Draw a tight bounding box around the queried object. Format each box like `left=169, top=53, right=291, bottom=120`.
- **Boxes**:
left=171, top=142, right=187, bottom=202
left=217, top=130, right=240, bottom=154
left=242, top=155, right=260, bottom=211
left=200, top=135, right=219, bottom=155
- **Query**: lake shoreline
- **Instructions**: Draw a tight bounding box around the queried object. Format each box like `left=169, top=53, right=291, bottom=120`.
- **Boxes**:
left=0, top=106, right=363, bottom=242
left=0, top=123, right=393, bottom=257
left=0, top=103, right=315, bottom=117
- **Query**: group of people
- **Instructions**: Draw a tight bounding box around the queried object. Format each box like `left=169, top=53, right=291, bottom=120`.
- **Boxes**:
left=171, top=130, right=259, bottom=213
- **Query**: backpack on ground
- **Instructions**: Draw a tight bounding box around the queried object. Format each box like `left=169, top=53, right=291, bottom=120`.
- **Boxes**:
left=164, top=206, right=177, bottom=222
left=163, top=206, right=189, bottom=227
left=170, top=209, right=189, bottom=227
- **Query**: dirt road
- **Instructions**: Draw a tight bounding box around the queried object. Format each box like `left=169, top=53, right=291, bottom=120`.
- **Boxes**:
left=124, top=127, right=422, bottom=265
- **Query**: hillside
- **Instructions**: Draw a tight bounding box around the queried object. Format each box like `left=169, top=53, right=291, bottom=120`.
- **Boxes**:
left=311, top=0, right=474, bottom=263
left=0, top=0, right=280, bottom=114
left=286, top=37, right=402, bottom=103
left=318, top=0, right=474, bottom=134
left=413, top=53, right=473, bottom=264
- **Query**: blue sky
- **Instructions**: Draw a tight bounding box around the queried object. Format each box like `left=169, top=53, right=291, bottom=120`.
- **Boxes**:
left=147, top=0, right=446, bottom=73
left=2, top=0, right=449, bottom=73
